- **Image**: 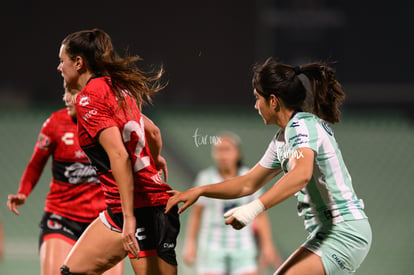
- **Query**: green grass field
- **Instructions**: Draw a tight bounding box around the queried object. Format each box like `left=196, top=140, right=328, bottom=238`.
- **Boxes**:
left=0, top=106, right=412, bottom=274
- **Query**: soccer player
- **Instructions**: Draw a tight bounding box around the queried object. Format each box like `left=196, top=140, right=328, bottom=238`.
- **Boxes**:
left=183, top=132, right=283, bottom=275
left=57, top=28, right=179, bottom=275
left=166, top=58, right=372, bottom=275
left=7, top=87, right=123, bottom=275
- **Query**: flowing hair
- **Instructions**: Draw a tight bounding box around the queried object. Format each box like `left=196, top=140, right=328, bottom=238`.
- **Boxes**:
left=62, top=28, right=165, bottom=109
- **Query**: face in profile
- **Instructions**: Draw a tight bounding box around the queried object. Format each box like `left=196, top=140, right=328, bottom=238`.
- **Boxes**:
left=57, top=44, right=79, bottom=90
left=212, top=136, right=241, bottom=170
left=63, top=90, right=76, bottom=118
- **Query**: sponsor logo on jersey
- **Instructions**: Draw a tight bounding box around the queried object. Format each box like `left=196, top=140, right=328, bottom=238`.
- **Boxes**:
left=79, top=96, right=90, bottom=106
left=82, top=108, right=98, bottom=121
left=62, top=132, right=75, bottom=145
left=64, top=162, right=99, bottom=184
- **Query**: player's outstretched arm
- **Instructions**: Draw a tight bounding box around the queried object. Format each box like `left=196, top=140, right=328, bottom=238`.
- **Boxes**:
left=166, top=164, right=281, bottom=214
left=224, top=148, right=314, bottom=230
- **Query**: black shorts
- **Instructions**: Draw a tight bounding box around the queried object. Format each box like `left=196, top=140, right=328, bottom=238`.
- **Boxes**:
left=38, top=212, right=91, bottom=249
left=102, top=205, right=180, bottom=266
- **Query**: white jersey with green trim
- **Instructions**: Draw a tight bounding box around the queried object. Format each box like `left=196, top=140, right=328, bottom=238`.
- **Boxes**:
left=259, top=112, right=367, bottom=231
left=195, top=166, right=262, bottom=251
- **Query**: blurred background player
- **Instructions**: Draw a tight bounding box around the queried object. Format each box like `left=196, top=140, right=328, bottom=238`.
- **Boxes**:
left=182, top=132, right=283, bottom=275
left=7, top=86, right=124, bottom=275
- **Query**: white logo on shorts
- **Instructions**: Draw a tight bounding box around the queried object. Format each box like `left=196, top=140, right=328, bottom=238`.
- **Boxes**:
left=135, top=227, right=147, bottom=240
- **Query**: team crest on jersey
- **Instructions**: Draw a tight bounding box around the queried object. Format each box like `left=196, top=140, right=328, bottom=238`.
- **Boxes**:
left=37, top=133, right=50, bottom=150
left=79, top=96, right=90, bottom=106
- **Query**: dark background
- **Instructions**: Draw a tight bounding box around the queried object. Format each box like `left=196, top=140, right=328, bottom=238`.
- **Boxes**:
left=0, top=0, right=413, bottom=110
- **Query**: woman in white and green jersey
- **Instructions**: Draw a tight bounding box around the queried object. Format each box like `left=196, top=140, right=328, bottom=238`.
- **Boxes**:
left=166, top=58, right=372, bottom=275
left=182, top=132, right=283, bottom=275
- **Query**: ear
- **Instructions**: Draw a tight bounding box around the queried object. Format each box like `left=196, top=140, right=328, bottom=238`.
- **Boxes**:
left=269, top=94, right=281, bottom=112
left=74, top=56, right=84, bottom=71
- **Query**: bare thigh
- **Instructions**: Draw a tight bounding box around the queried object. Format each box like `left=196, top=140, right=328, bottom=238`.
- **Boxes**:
left=40, top=238, right=73, bottom=275
left=275, top=247, right=325, bottom=275
left=130, top=255, right=177, bottom=275
left=102, top=260, right=124, bottom=275
left=64, top=218, right=127, bottom=275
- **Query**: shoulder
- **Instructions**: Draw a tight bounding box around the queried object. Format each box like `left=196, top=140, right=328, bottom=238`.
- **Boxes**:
left=76, top=77, right=116, bottom=114
left=42, top=109, right=67, bottom=129
left=81, top=76, right=113, bottom=99
left=52, top=109, right=71, bottom=121
left=285, top=112, right=319, bottom=135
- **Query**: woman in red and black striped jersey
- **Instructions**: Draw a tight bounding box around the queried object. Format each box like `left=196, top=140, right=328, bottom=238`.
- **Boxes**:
left=57, top=28, right=179, bottom=275
left=7, top=87, right=124, bottom=275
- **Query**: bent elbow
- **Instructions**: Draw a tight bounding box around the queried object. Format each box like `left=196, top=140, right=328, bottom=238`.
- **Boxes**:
left=300, top=173, right=312, bottom=188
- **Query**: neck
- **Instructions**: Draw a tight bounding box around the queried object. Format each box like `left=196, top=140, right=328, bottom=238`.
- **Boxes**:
left=275, top=109, right=295, bottom=129
left=78, top=71, right=96, bottom=90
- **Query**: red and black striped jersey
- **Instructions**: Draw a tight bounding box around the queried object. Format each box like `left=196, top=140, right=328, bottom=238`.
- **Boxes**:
left=18, top=109, right=106, bottom=222
left=75, top=76, right=171, bottom=213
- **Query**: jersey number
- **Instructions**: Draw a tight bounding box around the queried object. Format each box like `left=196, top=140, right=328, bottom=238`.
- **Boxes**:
left=122, top=118, right=150, bottom=172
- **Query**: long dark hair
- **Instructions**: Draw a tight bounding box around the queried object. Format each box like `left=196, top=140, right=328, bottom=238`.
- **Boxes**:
left=62, top=28, right=164, bottom=109
left=252, top=57, right=345, bottom=124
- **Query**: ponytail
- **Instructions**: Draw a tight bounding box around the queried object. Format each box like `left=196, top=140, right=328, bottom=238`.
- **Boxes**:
left=301, top=63, right=345, bottom=124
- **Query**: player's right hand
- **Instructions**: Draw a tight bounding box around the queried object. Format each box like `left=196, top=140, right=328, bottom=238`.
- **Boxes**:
left=165, top=188, right=200, bottom=214
left=7, top=193, right=27, bottom=215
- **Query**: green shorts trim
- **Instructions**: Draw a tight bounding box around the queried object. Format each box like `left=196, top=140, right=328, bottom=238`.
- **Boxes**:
left=302, top=219, right=372, bottom=275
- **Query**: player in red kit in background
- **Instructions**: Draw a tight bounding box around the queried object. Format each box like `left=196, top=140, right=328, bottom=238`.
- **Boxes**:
left=7, top=86, right=124, bottom=275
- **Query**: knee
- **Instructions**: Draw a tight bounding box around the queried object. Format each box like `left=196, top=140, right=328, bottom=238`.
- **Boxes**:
left=60, top=265, right=84, bottom=275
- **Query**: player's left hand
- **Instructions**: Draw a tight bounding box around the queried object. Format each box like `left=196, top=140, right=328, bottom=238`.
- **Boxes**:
left=122, top=216, right=140, bottom=259
left=223, top=199, right=265, bottom=230
left=154, top=155, right=168, bottom=182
